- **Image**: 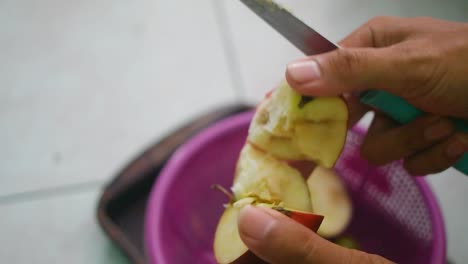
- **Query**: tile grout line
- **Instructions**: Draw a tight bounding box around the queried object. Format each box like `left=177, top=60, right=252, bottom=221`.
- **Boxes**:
left=0, top=180, right=106, bottom=205
left=211, top=0, right=247, bottom=102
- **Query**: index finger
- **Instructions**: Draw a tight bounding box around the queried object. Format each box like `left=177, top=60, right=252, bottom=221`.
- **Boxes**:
left=338, top=16, right=410, bottom=48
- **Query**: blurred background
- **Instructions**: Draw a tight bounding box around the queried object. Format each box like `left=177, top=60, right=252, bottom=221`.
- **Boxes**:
left=0, top=0, right=467, bottom=263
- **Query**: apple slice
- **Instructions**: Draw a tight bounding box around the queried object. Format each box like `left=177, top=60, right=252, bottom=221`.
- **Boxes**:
left=307, top=166, right=353, bottom=238
left=213, top=201, right=323, bottom=264
left=231, top=144, right=312, bottom=212
left=294, top=120, right=347, bottom=168
left=213, top=206, right=247, bottom=264
left=213, top=144, right=322, bottom=263
left=247, top=100, right=306, bottom=160
left=247, top=82, right=348, bottom=168
left=213, top=80, right=349, bottom=263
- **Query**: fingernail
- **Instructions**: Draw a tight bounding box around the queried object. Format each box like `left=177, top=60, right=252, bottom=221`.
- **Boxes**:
left=238, top=205, right=276, bottom=241
left=287, top=60, right=321, bottom=83
left=446, top=137, right=468, bottom=158
left=424, top=119, right=453, bottom=140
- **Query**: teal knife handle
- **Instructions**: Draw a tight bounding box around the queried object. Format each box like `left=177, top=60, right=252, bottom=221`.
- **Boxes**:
left=359, top=90, right=468, bottom=175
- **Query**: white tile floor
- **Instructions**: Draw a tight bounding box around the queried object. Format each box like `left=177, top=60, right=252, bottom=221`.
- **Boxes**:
left=0, top=0, right=238, bottom=196
left=0, top=188, right=129, bottom=264
left=1, top=0, right=467, bottom=263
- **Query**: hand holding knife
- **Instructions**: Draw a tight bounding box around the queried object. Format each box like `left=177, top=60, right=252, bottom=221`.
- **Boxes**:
left=238, top=0, right=468, bottom=174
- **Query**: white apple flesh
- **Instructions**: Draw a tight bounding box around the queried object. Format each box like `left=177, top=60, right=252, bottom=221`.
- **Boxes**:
left=307, top=166, right=353, bottom=238
left=213, top=144, right=321, bottom=264
left=213, top=81, right=350, bottom=263
left=247, top=82, right=348, bottom=168
left=213, top=206, right=248, bottom=264
left=232, top=145, right=313, bottom=212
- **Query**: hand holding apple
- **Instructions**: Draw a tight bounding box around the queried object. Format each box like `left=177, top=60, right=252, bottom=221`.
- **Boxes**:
left=213, top=82, right=352, bottom=263
left=213, top=145, right=324, bottom=264
left=237, top=205, right=395, bottom=264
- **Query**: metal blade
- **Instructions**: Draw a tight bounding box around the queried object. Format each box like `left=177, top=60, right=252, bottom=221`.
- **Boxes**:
left=240, top=0, right=338, bottom=56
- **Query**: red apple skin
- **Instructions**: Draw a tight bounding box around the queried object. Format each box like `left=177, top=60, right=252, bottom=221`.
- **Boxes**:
left=231, top=251, right=267, bottom=264
left=284, top=210, right=324, bottom=232
left=286, top=160, right=317, bottom=179
left=264, top=89, right=274, bottom=99
left=272, top=207, right=324, bottom=232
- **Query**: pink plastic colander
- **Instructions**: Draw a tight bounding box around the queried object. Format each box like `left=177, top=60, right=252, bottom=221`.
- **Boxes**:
left=144, top=110, right=446, bottom=264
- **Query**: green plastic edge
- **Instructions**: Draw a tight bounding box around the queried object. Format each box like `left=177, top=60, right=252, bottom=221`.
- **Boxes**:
left=359, top=90, right=468, bottom=175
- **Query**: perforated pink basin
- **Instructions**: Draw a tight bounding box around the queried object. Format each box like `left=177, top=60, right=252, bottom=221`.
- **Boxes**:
left=144, top=110, right=446, bottom=264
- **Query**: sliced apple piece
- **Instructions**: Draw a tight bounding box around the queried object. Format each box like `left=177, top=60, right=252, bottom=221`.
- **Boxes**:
left=213, top=206, right=247, bottom=264
left=247, top=82, right=348, bottom=167
left=294, top=121, right=347, bottom=168
left=248, top=98, right=305, bottom=161
left=307, top=166, right=353, bottom=238
left=213, top=143, right=322, bottom=263
left=213, top=80, right=349, bottom=263
left=232, top=144, right=312, bottom=212
left=248, top=120, right=305, bottom=161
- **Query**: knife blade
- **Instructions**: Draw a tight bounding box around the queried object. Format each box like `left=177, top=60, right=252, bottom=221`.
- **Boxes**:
left=240, top=0, right=338, bottom=55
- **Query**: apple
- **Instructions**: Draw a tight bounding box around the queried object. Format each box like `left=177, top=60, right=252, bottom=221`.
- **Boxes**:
left=247, top=100, right=306, bottom=160
left=307, top=166, right=353, bottom=238
left=231, top=144, right=313, bottom=211
left=213, top=81, right=350, bottom=263
left=213, top=145, right=324, bottom=264
left=247, top=82, right=348, bottom=168
left=213, top=194, right=324, bottom=264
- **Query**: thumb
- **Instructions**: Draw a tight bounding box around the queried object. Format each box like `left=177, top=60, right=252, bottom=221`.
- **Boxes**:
left=238, top=205, right=393, bottom=264
left=285, top=47, right=412, bottom=98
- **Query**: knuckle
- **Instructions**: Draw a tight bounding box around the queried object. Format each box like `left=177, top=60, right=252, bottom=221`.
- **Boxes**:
left=360, top=143, right=386, bottom=166
left=454, top=132, right=468, bottom=147
left=327, top=49, right=362, bottom=77
left=422, top=163, right=450, bottom=175
left=345, top=249, right=387, bottom=264
left=403, top=160, right=420, bottom=176
left=367, top=253, right=393, bottom=264
left=364, top=16, right=406, bottom=47
left=409, top=16, right=434, bottom=24
left=404, top=141, right=423, bottom=154
left=400, top=130, right=426, bottom=152
left=400, top=116, right=454, bottom=151
left=367, top=16, right=397, bottom=27
left=391, top=43, right=444, bottom=99
left=404, top=151, right=451, bottom=176
left=344, top=249, right=361, bottom=264
left=300, top=233, right=320, bottom=263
